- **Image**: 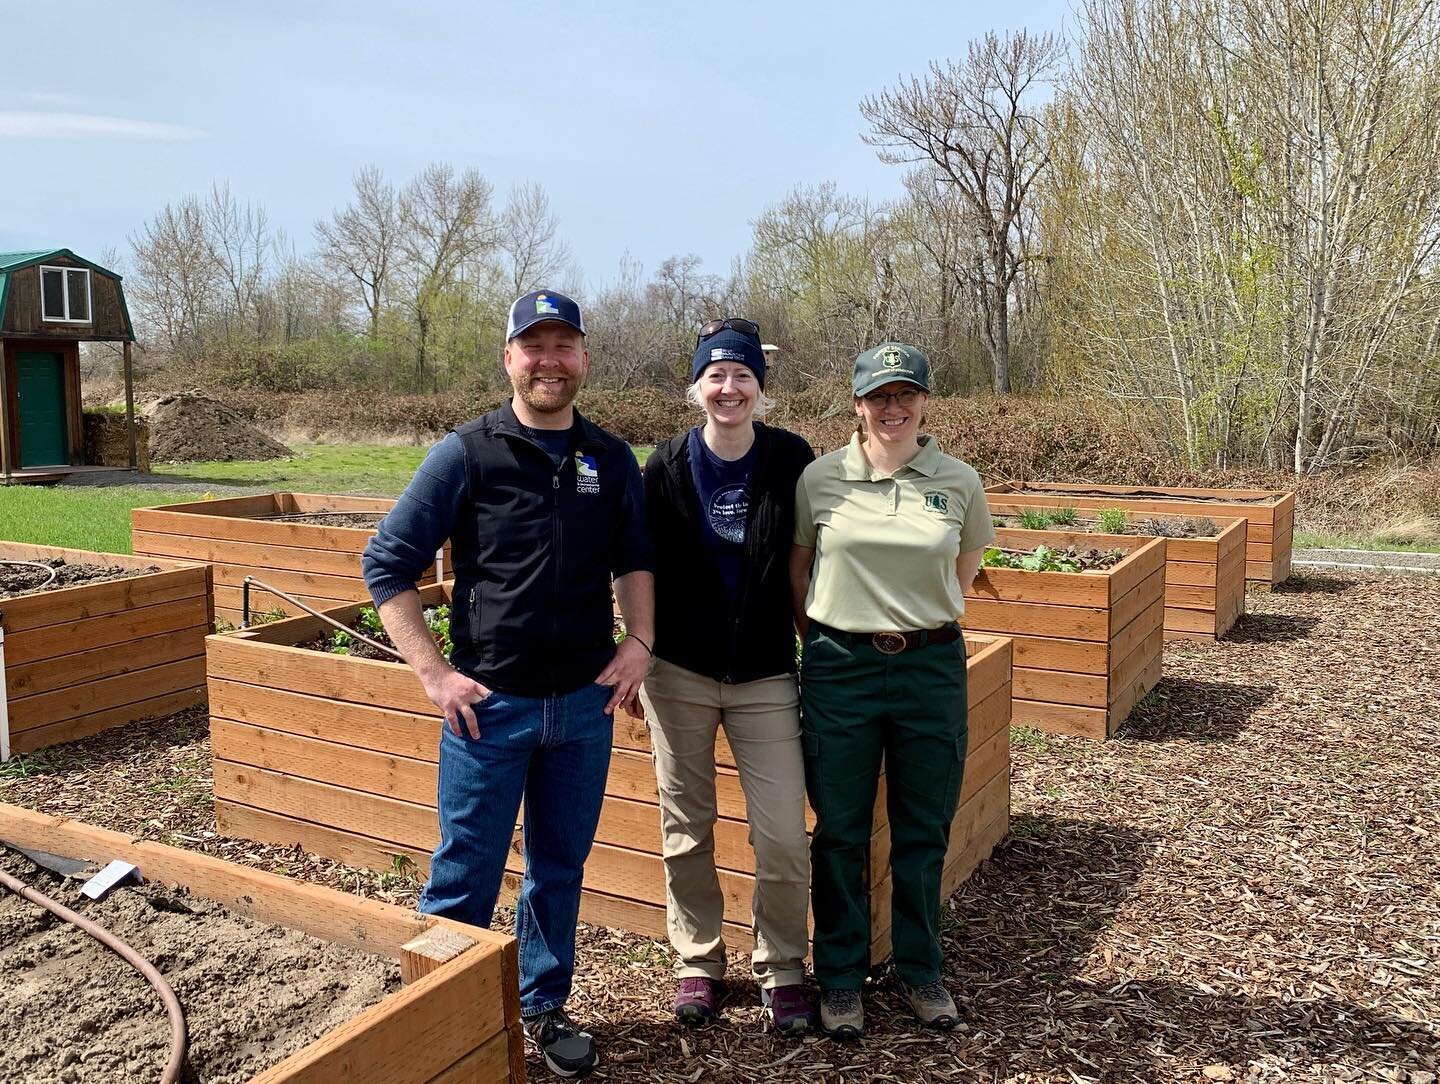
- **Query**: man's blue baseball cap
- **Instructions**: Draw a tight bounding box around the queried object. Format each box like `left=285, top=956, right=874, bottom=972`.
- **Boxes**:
left=506, top=290, right=586, bottom=341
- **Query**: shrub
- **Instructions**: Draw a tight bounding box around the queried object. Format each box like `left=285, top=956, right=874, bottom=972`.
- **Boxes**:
left=1049, top=505, right=1079, bottom=526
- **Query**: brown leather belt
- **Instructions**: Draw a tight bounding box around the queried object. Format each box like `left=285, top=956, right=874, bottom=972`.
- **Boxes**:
left=812, top=621, right=962, bottom=656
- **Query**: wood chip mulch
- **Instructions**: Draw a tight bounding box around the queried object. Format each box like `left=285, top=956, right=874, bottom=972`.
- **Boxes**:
left=2, top=571, right=1436, bottom=1082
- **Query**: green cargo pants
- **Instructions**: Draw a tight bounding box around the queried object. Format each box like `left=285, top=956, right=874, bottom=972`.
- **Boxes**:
left=799, top=623, right=968, bottom=989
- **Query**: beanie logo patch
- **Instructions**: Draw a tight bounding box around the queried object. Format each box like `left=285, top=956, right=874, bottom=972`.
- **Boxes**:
left=711, top=347, right=747, bottom=362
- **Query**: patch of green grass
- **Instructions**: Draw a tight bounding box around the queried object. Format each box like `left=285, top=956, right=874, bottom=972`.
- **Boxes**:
left=161, top=443, right=428, bottom=495
left=1009, top=725, right=1054, bottom=754
left=0, top=487, right=188, bottom=553
left=0, top=747, right=76, bottom=780
left=0, top=442, right=651, bottom=552
left=1294, top=529, right=1440, bottom=555
left=1015, top=508, right=1055, bottom=531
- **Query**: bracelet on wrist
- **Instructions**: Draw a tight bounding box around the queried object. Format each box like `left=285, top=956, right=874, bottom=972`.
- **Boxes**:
left=627, top=633, right=653, bottom=655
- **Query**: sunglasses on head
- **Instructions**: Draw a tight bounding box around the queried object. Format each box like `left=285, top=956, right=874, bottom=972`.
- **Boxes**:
left=696, top=317, right=760, bottom=346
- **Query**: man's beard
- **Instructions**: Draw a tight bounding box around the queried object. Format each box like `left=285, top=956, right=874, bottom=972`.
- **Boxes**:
left=513, top=373, right=579, bottom=414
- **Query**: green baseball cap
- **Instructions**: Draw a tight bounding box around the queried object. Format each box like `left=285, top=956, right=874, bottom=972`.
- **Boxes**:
left=852, top=342, right=931, bottom=397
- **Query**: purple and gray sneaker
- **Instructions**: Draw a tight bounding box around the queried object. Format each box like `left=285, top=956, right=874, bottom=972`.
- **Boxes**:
left=762, top=984, right=817, bottom=1035
left=674, top=977, right=725, bottom=1027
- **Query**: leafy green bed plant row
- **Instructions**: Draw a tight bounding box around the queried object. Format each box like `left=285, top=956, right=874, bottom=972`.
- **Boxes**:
left=996, top=506, right=1218, bottom=538
left=982, top=544, right=1127, bottom=573
left=299, top=604, right=451, bottom=659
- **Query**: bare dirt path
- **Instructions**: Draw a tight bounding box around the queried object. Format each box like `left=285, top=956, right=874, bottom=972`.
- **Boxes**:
left=2, top=571, right=1436, bottom=1082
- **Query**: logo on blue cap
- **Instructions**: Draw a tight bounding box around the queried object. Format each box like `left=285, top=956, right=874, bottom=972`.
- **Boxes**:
left=536, top=295, right=560, bottom=316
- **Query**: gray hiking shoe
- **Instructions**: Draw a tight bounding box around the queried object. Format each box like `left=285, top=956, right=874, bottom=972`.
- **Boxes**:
left=902, top=980, right=958, bottom=1029
left=819, top=987, right=864, bottom=1039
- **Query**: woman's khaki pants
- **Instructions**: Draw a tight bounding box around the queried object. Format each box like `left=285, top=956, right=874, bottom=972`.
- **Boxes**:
left=639, top=657, right=810, bottom=988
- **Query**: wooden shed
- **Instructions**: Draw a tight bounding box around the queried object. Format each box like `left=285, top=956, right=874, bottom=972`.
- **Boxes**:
left=0, top=249, right=138, bottom=484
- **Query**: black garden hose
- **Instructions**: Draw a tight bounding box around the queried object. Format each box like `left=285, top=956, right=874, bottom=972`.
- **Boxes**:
left=0, top=866, right=188, bottom=1084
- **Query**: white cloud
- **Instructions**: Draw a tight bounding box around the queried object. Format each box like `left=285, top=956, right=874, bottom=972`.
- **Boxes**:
left=0, top=111, right=204, bottom=141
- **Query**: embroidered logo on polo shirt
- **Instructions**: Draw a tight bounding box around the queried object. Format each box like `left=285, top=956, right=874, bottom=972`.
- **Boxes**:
left=575, top=451, right=600, bottom=494
left=923, top=490, right=949, bottom=514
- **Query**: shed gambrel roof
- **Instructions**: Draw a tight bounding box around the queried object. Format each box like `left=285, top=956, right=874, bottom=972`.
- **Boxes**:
left=0, top=248, right=134, bottom=340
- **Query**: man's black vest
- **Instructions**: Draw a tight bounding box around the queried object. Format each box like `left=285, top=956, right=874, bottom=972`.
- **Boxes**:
left=448, top=401, right=636, bottom=697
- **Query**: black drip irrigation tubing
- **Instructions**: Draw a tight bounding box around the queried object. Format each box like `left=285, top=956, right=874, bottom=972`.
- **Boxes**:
left=0, top=863, right=188, bottom=1083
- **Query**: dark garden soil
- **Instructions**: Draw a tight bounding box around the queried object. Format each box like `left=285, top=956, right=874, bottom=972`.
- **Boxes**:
left=0, top=848, right=398, bottom=1084
left=0, top=559, right=159, bottom=601
left=3, top=572, right=1437, bottom=1082
left=260, top=512, right=386, bottom=529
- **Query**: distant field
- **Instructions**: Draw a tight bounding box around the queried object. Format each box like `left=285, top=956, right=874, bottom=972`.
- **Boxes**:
left=0, top=442, right=654, bottom=554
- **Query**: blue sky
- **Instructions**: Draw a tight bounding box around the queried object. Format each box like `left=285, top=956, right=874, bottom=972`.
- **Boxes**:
left=0, top=1, right=1065, bottom=291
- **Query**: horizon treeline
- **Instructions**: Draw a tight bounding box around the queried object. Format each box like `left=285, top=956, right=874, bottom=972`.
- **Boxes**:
left=111, top=0, right=1440, bottom=474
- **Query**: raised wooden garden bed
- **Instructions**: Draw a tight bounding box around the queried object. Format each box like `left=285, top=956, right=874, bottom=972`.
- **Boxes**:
left=961, top=530, right=1167, bottom=740
left=0, top=543, right=210, bottom=759
left=0, top=802, right=522, bottom=1083
left=132, top=492, right=448, bottom=627
left=986, top=480, right=1295, bottom=585
left=991, top=513, right=1247, bottom=642
left=205, top=588, right=1011, bottom=965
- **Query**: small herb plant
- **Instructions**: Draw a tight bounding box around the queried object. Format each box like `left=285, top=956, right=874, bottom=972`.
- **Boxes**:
left=1016, top=508, right=1055, bottom=530
left=1048, top=505, right=1079, bottom=526
left=1096, top=508, right=1129, bottom=534
left=319, top=604, right=451, bottom=657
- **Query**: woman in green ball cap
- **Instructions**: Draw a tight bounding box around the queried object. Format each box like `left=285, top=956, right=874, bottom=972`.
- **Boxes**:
left=789, top=342, right=994, bottom=1039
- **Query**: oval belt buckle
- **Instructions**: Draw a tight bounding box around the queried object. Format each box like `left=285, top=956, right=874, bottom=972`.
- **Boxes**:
left=872, top=631, right=906, bottom=655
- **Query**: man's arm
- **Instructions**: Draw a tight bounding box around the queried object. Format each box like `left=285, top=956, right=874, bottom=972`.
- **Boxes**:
left=598, top=570, right=655, bottom=716
left=790, top=544, right=815, bottom=638
left=377, top=590, right=489, bottom=739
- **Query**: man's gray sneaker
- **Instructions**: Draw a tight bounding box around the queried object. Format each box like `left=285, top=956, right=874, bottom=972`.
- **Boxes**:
left=525, top=1008, right=597, bottom=1077
left=902, top=980, right=958, bottom=1029
left=819, top=987, right=864, bottom=1039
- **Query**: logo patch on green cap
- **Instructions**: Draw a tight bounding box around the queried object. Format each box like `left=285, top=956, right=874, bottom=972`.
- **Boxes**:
left=879, top=346, right=905, bottom=369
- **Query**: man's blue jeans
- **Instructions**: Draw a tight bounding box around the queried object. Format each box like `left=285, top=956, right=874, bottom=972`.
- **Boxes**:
left=419, top=681, right=613, bottom=1017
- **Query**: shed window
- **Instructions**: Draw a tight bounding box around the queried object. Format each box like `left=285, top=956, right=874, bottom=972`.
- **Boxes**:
left=40, top=265, right=91, bottom=323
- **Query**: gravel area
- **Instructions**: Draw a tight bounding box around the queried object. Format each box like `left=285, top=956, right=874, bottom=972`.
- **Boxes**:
left=1, top=571, right=1436, bottom=1082
left=1294, top=548, right=1440, bottom=573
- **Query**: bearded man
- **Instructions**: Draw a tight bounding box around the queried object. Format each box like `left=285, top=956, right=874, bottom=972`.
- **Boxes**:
left=363, top=290, right=654, bottom=1078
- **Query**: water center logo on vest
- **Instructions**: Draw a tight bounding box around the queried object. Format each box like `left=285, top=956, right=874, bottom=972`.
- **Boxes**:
left=535, top=294, right=560, bottom=316
left=923, top=490, right=949, bottom=514
left=575, top=451, right=600, bottom=494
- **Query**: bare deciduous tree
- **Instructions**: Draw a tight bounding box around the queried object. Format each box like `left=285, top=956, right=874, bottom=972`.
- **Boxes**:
left=314, top=166, right=401, bottom=341
left=862, top=31, right=1064, bottom=393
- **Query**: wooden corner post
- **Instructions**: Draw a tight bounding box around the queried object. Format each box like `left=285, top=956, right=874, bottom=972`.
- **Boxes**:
left=0, top=336, right=10, bottom=483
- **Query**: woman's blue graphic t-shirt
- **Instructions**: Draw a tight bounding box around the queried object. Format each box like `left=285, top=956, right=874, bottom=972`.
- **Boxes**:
left=687, top=427, right=757, bottom=606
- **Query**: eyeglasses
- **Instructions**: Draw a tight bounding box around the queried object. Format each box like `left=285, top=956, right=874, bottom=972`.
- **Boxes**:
left=862, top=388, right=923, bottom=407
left=696, top=317, right=760, bottom=345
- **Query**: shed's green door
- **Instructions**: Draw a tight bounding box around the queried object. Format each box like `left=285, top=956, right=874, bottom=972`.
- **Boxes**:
left=16, top=351, right=69, bottom=467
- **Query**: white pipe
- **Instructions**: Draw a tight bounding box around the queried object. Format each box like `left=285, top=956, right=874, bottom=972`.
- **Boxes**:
left=1, top=627, right=10, bottom=763
left=435, top=548, right=445, bottom=584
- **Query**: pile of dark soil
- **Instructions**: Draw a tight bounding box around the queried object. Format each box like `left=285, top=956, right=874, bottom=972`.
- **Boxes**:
left=0, top=559, right=158, bottom=601
left=143, top=394, right=292, bottom=464
left=0, top=847, right=398, bottom=1083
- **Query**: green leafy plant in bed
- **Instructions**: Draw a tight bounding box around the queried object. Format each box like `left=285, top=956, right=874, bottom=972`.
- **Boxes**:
left=1016, top=507, right=1056, bottom=530
left=1096, top=508, right=1129, bottom=534
left=983, top=544, right=1126, bottom=573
